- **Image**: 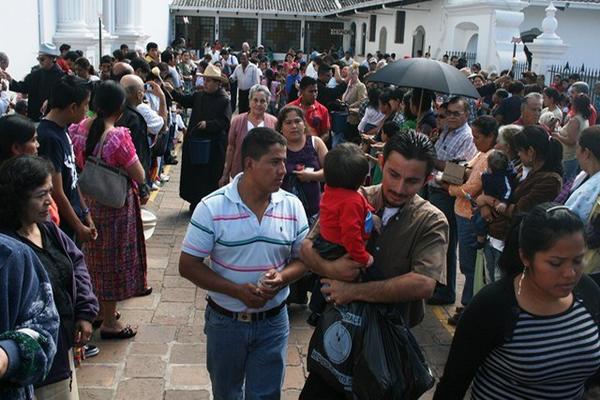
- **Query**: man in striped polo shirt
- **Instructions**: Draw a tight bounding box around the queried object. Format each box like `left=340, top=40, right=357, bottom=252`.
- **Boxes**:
left=179, top=128, right=309, bottom=399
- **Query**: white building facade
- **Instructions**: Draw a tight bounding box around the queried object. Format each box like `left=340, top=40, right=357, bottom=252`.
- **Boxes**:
left=2, top=0, right=599, bottom=80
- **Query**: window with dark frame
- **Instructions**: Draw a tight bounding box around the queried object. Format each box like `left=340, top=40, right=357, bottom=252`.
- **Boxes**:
left=395, top=11, right=406, bottom=44
left=219, top=17, right=258, bottom=50
left=369, top=15, right=377, bottom=42
left=175, top=16, right=215, bottom=53
left=261, top=19, right=301, bottom=53
left=305, top=21, right=344, bottom=53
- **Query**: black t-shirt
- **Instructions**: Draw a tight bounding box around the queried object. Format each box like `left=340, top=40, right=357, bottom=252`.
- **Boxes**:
left=37, top=119, right=83, bottom=223
left=496, top=95, right=522, bottom=125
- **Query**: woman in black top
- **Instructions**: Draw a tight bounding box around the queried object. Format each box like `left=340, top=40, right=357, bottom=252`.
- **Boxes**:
left=435, top=203, right=600, bottom=399
left=0, top=156, right=99, bottom=399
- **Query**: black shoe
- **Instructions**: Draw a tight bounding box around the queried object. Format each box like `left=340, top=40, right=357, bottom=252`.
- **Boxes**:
left=164, top=157, right=178, bottom=165
left=448, top=307, right=464, bottom=326
left=427, top=297, right=455, bottom=306
left=307, top=312, right=322, bottom=327
left=84, top=344, right=100, bottom=358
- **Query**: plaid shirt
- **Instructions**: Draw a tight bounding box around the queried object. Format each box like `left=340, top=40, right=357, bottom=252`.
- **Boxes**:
left=430, top=122, right=477, bottom=188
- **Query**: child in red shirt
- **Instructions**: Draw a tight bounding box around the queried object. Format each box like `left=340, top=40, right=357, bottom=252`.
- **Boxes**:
left=308, top=143, right=375, bottom=325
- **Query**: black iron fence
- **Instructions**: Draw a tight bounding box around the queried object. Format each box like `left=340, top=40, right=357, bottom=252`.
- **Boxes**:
left=512, top=61, right=530, bottom=78
left=446, top=50, right=477, bottom=68
left=549, top=63, right=600, bottom=104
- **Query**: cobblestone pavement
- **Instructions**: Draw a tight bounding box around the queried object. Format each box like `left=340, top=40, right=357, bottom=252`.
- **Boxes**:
left=78, top=161, right=459, bottom=400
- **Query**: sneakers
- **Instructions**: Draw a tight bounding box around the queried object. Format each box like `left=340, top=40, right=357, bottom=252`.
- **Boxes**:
left=160, top=174, right=170, bottom=182
left=84, top=344, right=100, bottom=358
left=151, top=182, right=160, bottom=191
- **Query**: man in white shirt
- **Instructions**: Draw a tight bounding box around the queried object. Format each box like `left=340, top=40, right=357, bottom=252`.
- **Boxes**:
left=180, top=128, right=308, bottom=400
left=221, top=49, right=239, bottom=110
left=230, top=52, right=261, bottom=113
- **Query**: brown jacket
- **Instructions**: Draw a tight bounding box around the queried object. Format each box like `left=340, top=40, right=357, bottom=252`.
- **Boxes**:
left=488, top=170, right=562, bottom=240
left=360, top=185, right=448, bottom=327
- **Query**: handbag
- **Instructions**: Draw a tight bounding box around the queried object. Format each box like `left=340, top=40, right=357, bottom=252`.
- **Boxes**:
left=78, top=130, right=129, bottom=209
left=151, top=128, right=169, bottom=158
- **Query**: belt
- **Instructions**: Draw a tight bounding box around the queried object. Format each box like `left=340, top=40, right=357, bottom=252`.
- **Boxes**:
left=206, top=296, right=285, bottom=323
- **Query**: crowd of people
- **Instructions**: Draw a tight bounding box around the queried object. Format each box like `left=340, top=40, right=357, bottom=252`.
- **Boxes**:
left=1, top=35, right=600, bottom=400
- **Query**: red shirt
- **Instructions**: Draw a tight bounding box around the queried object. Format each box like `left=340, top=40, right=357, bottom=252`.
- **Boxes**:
left=319, top=185, right=374, bottom=265
left=288, top=97, right=331, bottom=137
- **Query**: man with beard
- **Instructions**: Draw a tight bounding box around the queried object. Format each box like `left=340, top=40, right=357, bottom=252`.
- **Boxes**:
left=299, top=131, right=449, bottom=399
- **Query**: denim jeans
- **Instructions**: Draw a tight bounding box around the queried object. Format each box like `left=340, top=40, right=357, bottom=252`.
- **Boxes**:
left=483, top=242, right=502, bottom=283
left=428, top=188, right=458, bottom=303
left=456, top=215, right=477, bottom=306
left=204, top=305, right=289, bottom=400
left=562, top=158, right=580, bottom=183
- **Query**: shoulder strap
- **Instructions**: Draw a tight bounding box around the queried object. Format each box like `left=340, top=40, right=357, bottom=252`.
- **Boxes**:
left=574, top=274, right=600, bottom=326
left=94, top=129, right=110, bottom=159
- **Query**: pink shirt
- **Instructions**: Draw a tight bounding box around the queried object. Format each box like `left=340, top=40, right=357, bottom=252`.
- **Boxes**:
left=68, top=119, right=139, bottom=171
left=227, top=112, right=278, bottom=178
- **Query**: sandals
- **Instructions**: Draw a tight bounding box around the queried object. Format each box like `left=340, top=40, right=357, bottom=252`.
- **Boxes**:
left=92, top=311, right=121, bottom=329
left=100, top=325, right=137, bottom=340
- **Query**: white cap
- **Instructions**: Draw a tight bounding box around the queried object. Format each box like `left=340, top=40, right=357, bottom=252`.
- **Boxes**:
left=39, top=42, right=60, bottom=57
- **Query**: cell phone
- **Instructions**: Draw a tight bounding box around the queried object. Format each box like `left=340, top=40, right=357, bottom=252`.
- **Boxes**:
left=145, top=83, right=152, bottom=91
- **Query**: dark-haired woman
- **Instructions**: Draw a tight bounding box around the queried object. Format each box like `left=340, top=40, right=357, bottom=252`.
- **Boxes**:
left=553, top=94, right=591, bottom=182
left=69, top=81, right=147, bottom=339
left=0, top=114, right=60, bottom=224
left=0, top=155, right=99, bottom=399
left=476, top=125, right=563, bottom=280
left=445, top=116, right=498, bottom=324
left=435, top=203, right=600, bottom=399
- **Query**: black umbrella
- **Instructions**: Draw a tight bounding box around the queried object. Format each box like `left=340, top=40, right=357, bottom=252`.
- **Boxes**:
left=367, top=58, right=480, bottom=99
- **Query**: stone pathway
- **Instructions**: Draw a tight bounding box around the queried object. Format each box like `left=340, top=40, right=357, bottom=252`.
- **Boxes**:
left=77, top=161, right=457, bottom=400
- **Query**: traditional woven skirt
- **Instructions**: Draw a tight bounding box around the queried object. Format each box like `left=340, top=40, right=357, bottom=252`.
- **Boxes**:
left=83, top=187, right=147, bottom=302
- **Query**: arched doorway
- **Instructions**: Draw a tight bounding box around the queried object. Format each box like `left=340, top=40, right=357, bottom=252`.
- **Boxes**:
left=360, top=22, right=366, bottom=56
left=412, top=26, right=425, bottom=57
left=350, top=22, right=357, bottom=55
left=379, top=27, right=387, bottom=53
left=466, top=33, right=478, bottom=54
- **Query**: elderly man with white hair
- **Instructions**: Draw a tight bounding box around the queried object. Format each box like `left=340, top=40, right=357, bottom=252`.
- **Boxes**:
left=116, top=75, right=160, bottom=195
left=514, top=92, right=543, bottom=127
left=568, top=81, right=597, bottom=125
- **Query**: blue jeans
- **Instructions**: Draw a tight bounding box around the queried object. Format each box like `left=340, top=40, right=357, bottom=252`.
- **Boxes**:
left=204, top=305, right=289, bottom=400
left=562, top=158, right=580, bottom=183
left=483, top=242, right=502, bottom=283
left=456, top=215, right=477, bottom=306
left=331, top=131, right=346, bottom=148
left=428, top=188, right=458, bottom=303
left=471, top=210, right=487, bottom=238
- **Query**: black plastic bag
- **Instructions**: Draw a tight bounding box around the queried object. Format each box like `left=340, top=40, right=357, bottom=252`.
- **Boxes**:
left=353, top=305, right=435, bottom=400
left=307, top=302, right=368, bottom=398
left=307, top=302, right=434, bottom=400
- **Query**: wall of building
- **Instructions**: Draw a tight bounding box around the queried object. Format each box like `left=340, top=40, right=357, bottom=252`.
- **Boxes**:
left=138, top=0, right=172, bottom=51
left=348, top=1, right=444, bottom=60
left=522, top=5, right=600, bottom=69
left=2, top=0, right=42, bottom=80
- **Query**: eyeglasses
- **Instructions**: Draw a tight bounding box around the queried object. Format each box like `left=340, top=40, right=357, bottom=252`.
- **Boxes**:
left=37, top=56, right=48, bottom=62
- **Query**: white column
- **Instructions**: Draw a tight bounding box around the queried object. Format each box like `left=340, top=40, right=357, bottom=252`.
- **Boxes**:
left=55, top=0, right=92, bottom=35
left=527, top=2, right=569, bottom=84
left=114, top=0, right=138, bottom=36
left=102, top=0, right=116, bottom=34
